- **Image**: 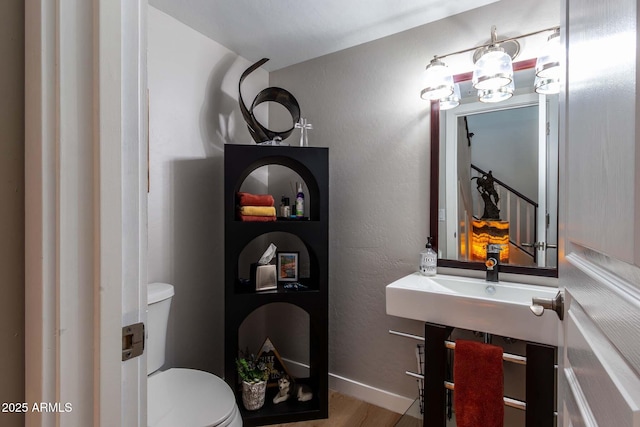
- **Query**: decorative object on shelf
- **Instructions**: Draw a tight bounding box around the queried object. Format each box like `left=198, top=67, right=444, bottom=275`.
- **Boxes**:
left=295, top=118, right=313, bottom=147
left=273, top=375, right=313, bottom=404
left=237, top=191, right=274, bottom=207
left=279, top=196, right=291, bottom=218
left=283, top=282, right=308, bottom=291
left=237, top=191, right=277, bottom=222
left=277, top=252, right=299, bottom=282
left=253, top=264, right=277, bottom=291
left=236, top=352, right=269, bottom=411
left=239, top=58, right=301, bottom=144
left=259, top=136, right=289, bottom=146
left=256, top=338, right=292, bottom=388
left=421, top=25, right=561, bottom=106
left=295, top=182, right=305, bottom=217
left=251, top=243, right=278, bottom=291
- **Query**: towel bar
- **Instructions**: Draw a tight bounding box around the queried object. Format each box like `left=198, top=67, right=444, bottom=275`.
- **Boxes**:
left=405, top=371, right=527, bottom=411
left=388, top=329, right=423, bottom=341
left=444, top=381, right=526, bottom=411
left=421, top=323, right=556, bottom=427
left=389, top=330, right=527, bottom=365
left=445, top=340, right=527, bottom=365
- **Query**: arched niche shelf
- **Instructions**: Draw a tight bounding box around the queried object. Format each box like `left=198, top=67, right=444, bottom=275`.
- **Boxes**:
left=239, top=164, right=315, bottom=220
left=236, top=231, right=320, bottom=293
left=225, top=145, right=328, bottom=222
left=238, top=302, right=311, bottom=375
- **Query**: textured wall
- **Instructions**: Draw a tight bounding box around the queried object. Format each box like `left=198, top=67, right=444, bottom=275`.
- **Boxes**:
left=148, top=6, right=268, bottom=375
left=0, top=1, right=25, bottom=426
left=269, top=0, right=560, bottom=401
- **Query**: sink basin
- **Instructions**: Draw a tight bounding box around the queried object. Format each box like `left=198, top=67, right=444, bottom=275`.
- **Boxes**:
left=386, top=273, right=560, bottom=346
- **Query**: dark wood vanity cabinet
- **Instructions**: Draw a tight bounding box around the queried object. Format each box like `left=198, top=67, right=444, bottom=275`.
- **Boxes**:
left=223, top=144, right=329, bottom=426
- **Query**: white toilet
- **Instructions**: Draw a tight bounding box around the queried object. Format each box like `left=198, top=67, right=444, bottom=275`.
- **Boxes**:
left=147, top=283, right=242, bottom=427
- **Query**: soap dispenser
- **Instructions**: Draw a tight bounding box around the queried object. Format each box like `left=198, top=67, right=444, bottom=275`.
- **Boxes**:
left=419, top=237, right=437, bottom=276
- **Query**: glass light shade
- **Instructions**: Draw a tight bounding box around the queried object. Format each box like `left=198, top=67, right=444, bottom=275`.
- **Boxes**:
left=478, top=81, right=514, bottom=103
left=439, top=83, right=461, bottom=110
left=472, top=47, right=514, bottom=90
left=535, top=76, right=560, bottom=94
left=536, top=30, right=561, bottom=79
left=420, top=59, right=454, bottom=100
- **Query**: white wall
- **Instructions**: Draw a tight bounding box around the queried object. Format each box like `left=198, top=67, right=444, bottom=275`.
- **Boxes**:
left=147, top=6, right=268, bottom=375
left=0, top=2, right=24, bottom=426
left=270, top=0, right=560, bottom=405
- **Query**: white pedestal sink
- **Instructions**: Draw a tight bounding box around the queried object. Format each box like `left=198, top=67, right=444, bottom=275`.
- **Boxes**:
left=386, top=273, right=560, bottom=346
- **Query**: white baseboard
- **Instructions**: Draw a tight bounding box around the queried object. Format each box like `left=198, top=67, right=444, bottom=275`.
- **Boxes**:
left=328, top=373, right=414, bottom=414
left=281, top=358, right=415, bottom=415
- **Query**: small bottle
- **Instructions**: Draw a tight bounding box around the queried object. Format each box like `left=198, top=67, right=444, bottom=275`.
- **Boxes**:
left=295, top=183, right=305, bottom=218
left=280, top=196, right=290, bottom=217
left=419, top=237, right=437, bottom=276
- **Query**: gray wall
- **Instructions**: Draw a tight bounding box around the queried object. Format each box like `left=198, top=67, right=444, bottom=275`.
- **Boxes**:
left=270, top=0, right=559, bottom=399
left=0, top=1, right=25, bottom=426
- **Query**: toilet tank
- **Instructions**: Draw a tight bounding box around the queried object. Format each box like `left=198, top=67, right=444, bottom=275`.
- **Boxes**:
left=147, top=283, right=174, bottom=375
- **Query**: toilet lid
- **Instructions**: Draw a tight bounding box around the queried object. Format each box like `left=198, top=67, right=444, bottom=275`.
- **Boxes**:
left=148, top=368, right=239, bottom=427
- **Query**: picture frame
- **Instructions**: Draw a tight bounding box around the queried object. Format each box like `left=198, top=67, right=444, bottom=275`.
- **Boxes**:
left=276, top=252, right=299, bottom=282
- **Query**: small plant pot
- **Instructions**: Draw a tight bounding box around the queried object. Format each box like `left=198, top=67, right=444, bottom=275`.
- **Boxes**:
left=242, top=380, right=266, bottom=411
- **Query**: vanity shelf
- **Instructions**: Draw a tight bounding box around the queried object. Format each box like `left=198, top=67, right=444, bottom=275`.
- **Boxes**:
left=224, top=144, right=329, bottom=426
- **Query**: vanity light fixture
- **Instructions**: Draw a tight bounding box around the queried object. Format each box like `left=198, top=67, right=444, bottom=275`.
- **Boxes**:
left=534, top=29, right=561, bottom=94
left=534, top=76, right=560, bottom=95
left=420, top=57, right=454, bottom=101
left=421, top=25, right=561, bottom=106
left=478, top=80, right=514, bottom=103
left=439, top=83, right=461, bottom=110
left=472, top=26, right=518, bottom=90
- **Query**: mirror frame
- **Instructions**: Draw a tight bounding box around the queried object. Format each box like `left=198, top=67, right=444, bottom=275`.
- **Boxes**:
left=430, top=58, right=558, bottom=278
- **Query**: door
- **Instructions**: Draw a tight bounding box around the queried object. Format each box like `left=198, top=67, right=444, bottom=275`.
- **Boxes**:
left=559, top=0, right=640, bottom=425
left=25, top=1, right=148, bottom=426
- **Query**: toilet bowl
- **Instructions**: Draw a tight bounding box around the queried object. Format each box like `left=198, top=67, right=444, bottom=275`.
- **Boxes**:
left=147, top=283, right=242, bottom=427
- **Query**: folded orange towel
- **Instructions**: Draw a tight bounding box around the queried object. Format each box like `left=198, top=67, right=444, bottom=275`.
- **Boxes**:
left=237, top=192, right=274, bottom=207
left=238, top=215, right=277, bottom=222
left=454, top=340, right=504, bottom=427
left=238, top=206, right=276, bottom=217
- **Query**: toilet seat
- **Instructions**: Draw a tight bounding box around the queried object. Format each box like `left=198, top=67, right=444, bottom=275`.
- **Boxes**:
left=148, top=368, right=241, bottom=427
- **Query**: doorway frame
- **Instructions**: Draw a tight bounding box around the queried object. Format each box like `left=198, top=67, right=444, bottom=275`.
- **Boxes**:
left=25, top=1, right=147, bottom=425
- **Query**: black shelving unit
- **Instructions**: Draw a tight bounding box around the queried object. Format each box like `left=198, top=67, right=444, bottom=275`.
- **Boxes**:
left=224, top=144, right=329, bottom=426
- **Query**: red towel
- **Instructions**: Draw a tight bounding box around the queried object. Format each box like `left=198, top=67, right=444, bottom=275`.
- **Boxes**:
left=454, top=340, right=504, bottom=427
left=238, top=215, right=277, bottom=222
left=237, top=192, right=274, bottom=207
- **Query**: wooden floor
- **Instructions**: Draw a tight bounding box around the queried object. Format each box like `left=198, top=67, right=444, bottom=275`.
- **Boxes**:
left=269, top=390, right=403, bottom=427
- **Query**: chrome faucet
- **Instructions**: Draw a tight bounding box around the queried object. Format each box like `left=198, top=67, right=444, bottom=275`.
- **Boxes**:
left=485, top=244, right=501, bottom=282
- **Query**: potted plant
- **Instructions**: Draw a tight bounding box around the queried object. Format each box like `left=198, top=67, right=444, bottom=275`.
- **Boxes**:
left=236, top=353, right=268, bottom=411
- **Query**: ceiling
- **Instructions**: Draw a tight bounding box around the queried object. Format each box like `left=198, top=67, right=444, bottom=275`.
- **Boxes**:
left=148, top=0, right=499, bottom=71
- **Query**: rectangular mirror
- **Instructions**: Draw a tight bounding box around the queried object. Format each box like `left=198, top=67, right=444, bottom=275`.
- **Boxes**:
left=431, top=60, right=559, bottom=277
